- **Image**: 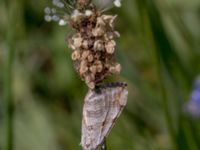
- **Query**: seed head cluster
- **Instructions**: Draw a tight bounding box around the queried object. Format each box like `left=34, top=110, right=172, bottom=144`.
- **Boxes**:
left=68, top=6, right=121, bottom=89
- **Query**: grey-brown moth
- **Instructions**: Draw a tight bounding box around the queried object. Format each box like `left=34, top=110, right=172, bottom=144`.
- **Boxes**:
left=81, top=82, right=128, bottom=150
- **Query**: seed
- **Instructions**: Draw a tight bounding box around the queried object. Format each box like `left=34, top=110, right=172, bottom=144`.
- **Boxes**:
left=82, top=40, right=89, bottom=49
left=96, top=17, right=106, bottom=27
left=80, top=60, right=88, bottom=74
left=82, top=50, right=90, bottom=59
left=71, top=50, right=81, bottom=60
left=87, top=82, right=95, bottom=89
left=102, top=15, right=117, bottom=28
left=94, top=40, right=104, bottom=51
left=92, top=27, right=105, bottom=37
left=114, top=63, right=121, bottom=74
left=90, top=66, right=97, bottom=74
left=73, top=36, right=83, bottom=49
left=87, top=54, right=94, bottom=62
left=109, top=63, right=121, bottom=74
left=105, top=40, right=116, bottom=54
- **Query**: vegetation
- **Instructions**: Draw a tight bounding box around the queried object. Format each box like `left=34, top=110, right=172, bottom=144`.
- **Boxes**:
left=0, top=0, right=200, bottom=150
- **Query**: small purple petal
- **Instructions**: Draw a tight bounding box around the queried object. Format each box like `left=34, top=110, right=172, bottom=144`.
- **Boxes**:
left=184, top=77, right=200, bottom=118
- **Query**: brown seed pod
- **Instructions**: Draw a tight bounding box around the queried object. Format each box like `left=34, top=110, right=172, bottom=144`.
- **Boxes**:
left=67, top=7, right=122, bottom=89
left=71, top=50, right=81, bottom=60
left=109, top=63, right=121, bottom=74
left=114, top=63, right=121, bottom=74
left=102, top=15, right=117, bottom=28
left=87, top=81, right=95, bottom=89
left=80, top=60, right=88, bottom=75
left=96, top=17, right=106, bottom=27
left=87, top=54, right=94, bottom=62
left=89, top=65, right=97, bottom=74
left=82, top=40, right=89, bottom=49
left=105, top=40, right=116, bottom=54
left=94, top=40, right=104, bottom=51
left=81, top=50, right=90, bottom=60
left=95, top=60, right=103, bottom=73
left=92, top=27, right=105, bottom=37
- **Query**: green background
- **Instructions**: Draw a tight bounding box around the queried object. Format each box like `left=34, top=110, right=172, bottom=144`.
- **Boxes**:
left=0, top=0, right=200, bottom=150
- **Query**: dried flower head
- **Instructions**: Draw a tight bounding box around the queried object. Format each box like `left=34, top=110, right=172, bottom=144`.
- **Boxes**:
left=45, top=0, right=123, bottom=89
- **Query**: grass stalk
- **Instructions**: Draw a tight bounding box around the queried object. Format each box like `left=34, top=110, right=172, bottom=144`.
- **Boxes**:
left=4, top=1, right=18, bottom=150
left=136, top=0, right=178, bottom=149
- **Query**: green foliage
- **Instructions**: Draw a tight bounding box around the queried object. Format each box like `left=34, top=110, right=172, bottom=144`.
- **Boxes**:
left=0, top=0, right=200, bottom=150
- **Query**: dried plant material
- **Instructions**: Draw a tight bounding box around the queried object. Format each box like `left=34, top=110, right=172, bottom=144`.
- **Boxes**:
left=109, top=63, right=121, bottom=74
left=87, top=54, right=94, bottom=62
left=66, top=6, right=121, bottom=89
left=81, top=82, right=128, bottom=150
left=82, top=40, right=89, bottom=49
left=82, top=50, right=90, bottom=60
left=94, top=40, right=104, bottom=51
left=87, top=82, right=95, bottom=89
left=71, top=50, right=81, bottom=60
left=92, top=27, right=105, bottom=37
left=89, top=66, right=97, bottom=74
left=80, top=60, right=88, bottom=74
left=105, top=40, right=116, bottom=54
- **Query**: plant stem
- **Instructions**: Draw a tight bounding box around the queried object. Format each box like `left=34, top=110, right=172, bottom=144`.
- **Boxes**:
left=139, top=0, right=178, bottom=149
left=101, top=140, right=107, bottom=150
left=4, top=1, right=17, bottom=150
left=5, top=24, right=15, bottom=150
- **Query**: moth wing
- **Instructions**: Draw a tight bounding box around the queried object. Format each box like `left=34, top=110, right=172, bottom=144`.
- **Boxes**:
left=100, top=85, right=128, bottom=141
left=81, top=89, right=109, bottom=150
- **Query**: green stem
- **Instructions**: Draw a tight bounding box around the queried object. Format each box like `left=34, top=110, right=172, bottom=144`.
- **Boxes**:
left=5, top=24, right=15, bottom=150
left=156, top=57, right=177, bottom=150
left=138, top=0, right=178, bottom=149
left=101, top=140, right=107, bottom=150
left=4, top=1, right=17, bottom=150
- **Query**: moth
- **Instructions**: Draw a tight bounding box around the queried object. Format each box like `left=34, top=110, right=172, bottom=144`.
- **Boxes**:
left=81, top=82, right=128, bottom=150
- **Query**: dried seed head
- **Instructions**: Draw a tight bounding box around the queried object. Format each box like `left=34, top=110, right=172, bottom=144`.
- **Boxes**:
left=94, top=40, right=104, bottom=51
left=71, top=50, right=81, bottom=60
left=105, top=40, right=116, bottom=54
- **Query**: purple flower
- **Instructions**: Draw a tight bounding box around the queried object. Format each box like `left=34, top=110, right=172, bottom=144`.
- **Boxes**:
left=184, top=77, right=200, bottom=118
